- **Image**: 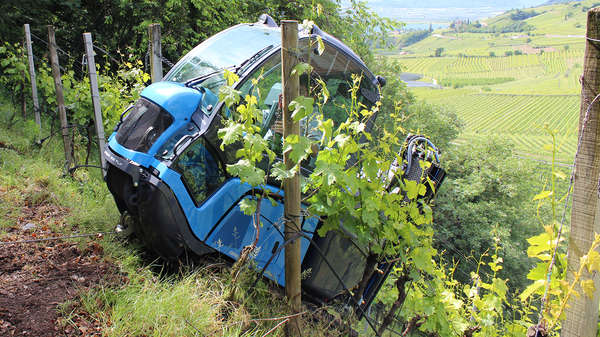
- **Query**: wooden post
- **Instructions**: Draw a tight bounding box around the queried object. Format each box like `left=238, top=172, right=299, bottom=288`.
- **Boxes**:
left=563, top=8, right=600, bottom=337
left=281, top=20, right=302, bottom=336
left=47, top=25, right=73, bottom=169
left=24, top=24, right=41, bottom=128
left=20, top=40, right=27, bottom=119
left=148, top=23, right=162, bottom=83
left=83, top=32, right=107, bottom=175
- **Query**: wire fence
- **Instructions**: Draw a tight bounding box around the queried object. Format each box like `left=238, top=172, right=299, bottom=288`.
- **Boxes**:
left=11, top=24, right=170, bottom=175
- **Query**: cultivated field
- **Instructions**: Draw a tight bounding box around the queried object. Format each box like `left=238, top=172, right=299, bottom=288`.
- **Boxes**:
left=386, top=0, right=592, bottom=163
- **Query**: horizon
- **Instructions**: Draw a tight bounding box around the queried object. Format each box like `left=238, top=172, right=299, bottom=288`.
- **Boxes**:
left=364, top=0, right=557, bottom=22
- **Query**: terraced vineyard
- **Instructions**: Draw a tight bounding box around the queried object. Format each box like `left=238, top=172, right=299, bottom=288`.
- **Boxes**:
left=435, top=94, right=579, bottom=134
left=384, top=0, right=597, bottom=163
left=413, top=86, right=580, bottom=161
left=397, top=49, right=584, bottom=86
left=421, top=92, right=579, bottom=159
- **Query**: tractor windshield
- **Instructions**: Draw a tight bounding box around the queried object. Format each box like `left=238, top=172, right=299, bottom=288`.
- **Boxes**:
left=164, top=24, right=280, bottom=92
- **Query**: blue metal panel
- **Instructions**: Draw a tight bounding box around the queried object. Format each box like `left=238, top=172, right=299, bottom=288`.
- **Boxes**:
left=205, top=195, right=317, bottom=286
left=141, top=82, right=201, bottom=120
left=162, top=177, right=253, bottom=240
left=149, top=165, right=319, bottom=287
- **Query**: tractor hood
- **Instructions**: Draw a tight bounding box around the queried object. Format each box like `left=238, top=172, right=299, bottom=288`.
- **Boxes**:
left=141, top=82, right=202, bottom=120
left=108, top=81, right=218, bottom=166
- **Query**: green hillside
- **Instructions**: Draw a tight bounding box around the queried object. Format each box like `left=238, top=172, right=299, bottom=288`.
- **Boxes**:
left=385, top=0, right=595, bottom=162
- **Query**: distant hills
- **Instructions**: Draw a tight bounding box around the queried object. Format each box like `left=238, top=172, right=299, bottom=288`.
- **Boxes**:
left=542, top=0, right=581, bottom=4
left=365, top=0, right=557, bottom=23
left=366, top=0, right=547, bottom=10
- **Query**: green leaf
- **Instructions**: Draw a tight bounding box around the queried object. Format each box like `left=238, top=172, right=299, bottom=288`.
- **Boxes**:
left=219, top=85, right=240, bottom=107
left=270, top=161, right=296, bottom=181
left=411, top=246, right=434, bottom=274
left=527, top=232, right=553, bottom=257
left=239, top=198, right=257, bottom=216
left=581, top=279, right=595, bottom=299
left=533, top=190, right=552, bottom=201
left=223, top=69, right=239, bottom=86
left=217, top=122, right=243, bottom=149
left=313, top=155, right=344, bottom=186
left=316, top=35, right=325, bottom=55
left=291, top=62, right=313, bottom=77
left=527, top=262, right=547, bottom=281
left=586, top=250, right=600, bottom=273
left=289, top=96, right=314, bottom=121
left=318, top=118, right=333, bottom=145
left=519, top=279, right=545, bottom=301
left=227, top=159, right=265, bottom=186
left=284, top=134, right=314, bottom=163
left=491, top=278, right=508, bottom=298
left=404, top=179, right=419, bottom=200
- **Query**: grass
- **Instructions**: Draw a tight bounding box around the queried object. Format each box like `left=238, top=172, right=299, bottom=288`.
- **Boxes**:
left=0, top=105, right=351, bottom=337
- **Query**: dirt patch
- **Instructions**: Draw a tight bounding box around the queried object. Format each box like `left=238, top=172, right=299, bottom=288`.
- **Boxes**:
left=0, top=211, right=125, bottom=337
left=517, top=44, right=556, bottom=55
left=0, top=140, right=22, bottom=154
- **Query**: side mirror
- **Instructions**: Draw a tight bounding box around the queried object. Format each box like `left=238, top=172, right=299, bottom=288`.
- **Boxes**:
left=386, top=135, right=445, bottom=200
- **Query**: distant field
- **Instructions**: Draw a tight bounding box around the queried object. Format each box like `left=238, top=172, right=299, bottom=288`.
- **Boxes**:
left=394, top=49, right=583, bottom=94
left=382, top=0, right=594, bottom=163
left=411, top=89, right=579, bottom=161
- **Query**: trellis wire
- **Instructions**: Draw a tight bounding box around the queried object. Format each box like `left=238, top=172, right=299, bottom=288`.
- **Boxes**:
left=92, top=44, right=120, bottom=65
left=534, top=72, right=600, bottom=334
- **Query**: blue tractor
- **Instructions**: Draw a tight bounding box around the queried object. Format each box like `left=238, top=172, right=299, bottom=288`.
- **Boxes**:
left=104, top=14, right=445, bottom=311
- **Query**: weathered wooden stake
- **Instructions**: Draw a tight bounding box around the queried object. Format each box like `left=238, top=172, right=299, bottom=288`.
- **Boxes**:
left=83, top=32, right=107, bottom=175
left=148, top=23, right=163, bottom=83
left=24, top=24, right=41, bottom=128
left=281, top=20, right=302, bottom=336
left=47, top=25, right=73, bottom=169
left=563, top=8, right=600, bottom=337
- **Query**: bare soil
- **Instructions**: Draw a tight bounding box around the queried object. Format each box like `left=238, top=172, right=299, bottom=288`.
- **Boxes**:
left=0, top=204, right=124, bottom=336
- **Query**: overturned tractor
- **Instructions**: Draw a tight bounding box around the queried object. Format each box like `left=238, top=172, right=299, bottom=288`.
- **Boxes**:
left=104, top=14, right=445, bottom=312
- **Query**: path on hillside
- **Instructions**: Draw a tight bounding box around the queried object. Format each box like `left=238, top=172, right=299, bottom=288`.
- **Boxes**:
left=0, top=183, right=125, bottom=337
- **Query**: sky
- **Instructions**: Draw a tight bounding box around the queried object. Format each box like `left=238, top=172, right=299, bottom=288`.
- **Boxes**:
left=362, top=0, right=550, bottom=22
left=364, top=0, right=547, bottom=9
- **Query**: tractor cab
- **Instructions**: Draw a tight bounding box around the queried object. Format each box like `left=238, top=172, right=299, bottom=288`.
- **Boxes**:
left=103, top=14, right=445, bottom=309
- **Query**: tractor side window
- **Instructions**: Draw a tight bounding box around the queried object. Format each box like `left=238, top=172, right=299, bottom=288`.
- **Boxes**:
left=238, top=52, right=282, bottom=132
left=302, top=39, right=379, bottom=127
left=238, top=51, right=324, bottom=146
left=173, top=138, right=225, bottom=206
left=237, top=53, right=285, bottom=155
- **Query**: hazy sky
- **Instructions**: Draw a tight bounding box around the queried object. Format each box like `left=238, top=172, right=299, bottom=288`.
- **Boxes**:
left=361, top=0, right=550, bottom=22
left=363, top=0, right=547, bottom=9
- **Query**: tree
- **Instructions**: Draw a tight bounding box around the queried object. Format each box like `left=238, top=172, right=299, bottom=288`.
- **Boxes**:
left=0, top=0, right=317, bottom=72
left=432, top=137, right=543, bottom=291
